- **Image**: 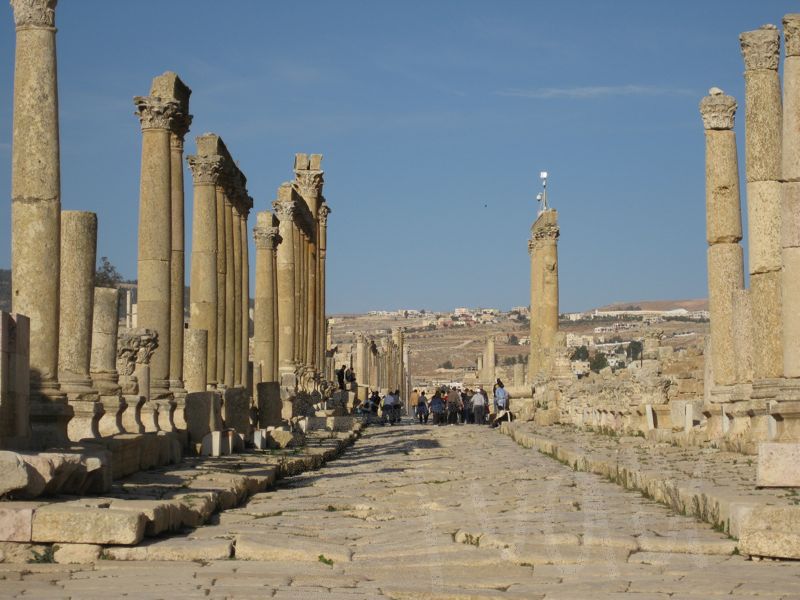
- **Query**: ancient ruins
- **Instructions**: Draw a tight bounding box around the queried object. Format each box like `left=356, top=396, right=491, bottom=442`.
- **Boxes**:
left=0, top=1, right=799, bottom=594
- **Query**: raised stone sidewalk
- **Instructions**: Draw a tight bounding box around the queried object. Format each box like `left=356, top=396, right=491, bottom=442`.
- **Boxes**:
left=500, top=422, right=800, bottom=560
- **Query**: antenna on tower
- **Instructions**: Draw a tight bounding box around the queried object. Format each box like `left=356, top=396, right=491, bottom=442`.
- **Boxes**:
left=536, top=171, right=549, bottom=214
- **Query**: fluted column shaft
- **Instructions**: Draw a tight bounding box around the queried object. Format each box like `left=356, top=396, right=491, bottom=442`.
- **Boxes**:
left=187, top=154, right=221, bottom=386
left=741, top=25, right=783, bottom=382
left=700, top=89, right=746, bottom=387
left=134, top=95, right=176, bottom=397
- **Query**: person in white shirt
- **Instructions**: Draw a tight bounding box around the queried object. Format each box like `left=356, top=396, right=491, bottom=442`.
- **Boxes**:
left=471, top=386, right=487, bottom=425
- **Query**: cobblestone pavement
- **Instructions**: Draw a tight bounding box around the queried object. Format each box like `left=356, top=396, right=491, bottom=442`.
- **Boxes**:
left=2, top=421, right=799, bottom=599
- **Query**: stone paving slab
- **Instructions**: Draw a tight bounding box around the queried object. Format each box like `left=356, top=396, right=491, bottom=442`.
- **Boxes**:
left=0, top=421, right=799, bottom=598
left=499, top=421, right=800, bottom=559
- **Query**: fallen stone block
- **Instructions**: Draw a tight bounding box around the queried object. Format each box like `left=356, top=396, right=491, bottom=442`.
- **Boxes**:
left=184, top=391, right=223, bottom=446
left=739, top=505, right=800, bottom=559
left=223, top=387, right=251, bottom=437
left=32, top=506, right=147, bottom=545
left=53, top=543, right=102, bottom=564
left=0, top=502, right=38, bottom=542
left=109, top=499, right=181, bottom=537
left=0, top=451, right=31, bottom=497
left=756, top=442, right=800, bottom=487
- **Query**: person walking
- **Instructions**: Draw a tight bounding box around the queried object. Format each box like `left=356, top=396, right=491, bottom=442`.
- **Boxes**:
left=472, top=386, right=487, bottom=425
left=430, top=390, right=446, bottom=426
left=336, top=364, right=347, bottom=390
left=416, top=391, right=429, bottom=424
left=446, top=387, right=462, bottom=425
left=461, top=388, right=472, bottom=424
left=494, top=379, right=509, bottom=414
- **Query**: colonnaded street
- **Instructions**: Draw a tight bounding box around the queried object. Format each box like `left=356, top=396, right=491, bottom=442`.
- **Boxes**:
left=1, top=422, right=799, bottom=600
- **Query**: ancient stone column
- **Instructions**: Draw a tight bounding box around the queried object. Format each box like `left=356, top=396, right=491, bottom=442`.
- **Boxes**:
left=187, top=153, right=222, bottom=385
left=740, top=25, right=783, bottom=386
left=700, top=88, right=745, bottom=388
left=224, top=195, right=235, bottom=387
left=318, top=203, right=330, bottom=371
left=134, top=93, right=178, bottom=399
left=215, top=183, right=227, bottom=386
left=782, top=15, right=800, bottom=380
left=10, top=0, right=72, bottom=446
left=274, top=186, right=298, bottom=375
left=484, top=336, right=496, bottom=384
left=355, top=333, right=366, bottom=392
left=293, top=226, right=302, bottom=365
left=253, top=212, right=281, bottom=383
left=232, top=205, right=243, bottom=387
left=528, top=210, right=560, bottom=380
left=184, top=328, right=208, bottom=394
left=58, top=211, right=98, bottom=395
left=91, top=287, right=124, bottom=436
left=240, top=206, right=251, bottom=389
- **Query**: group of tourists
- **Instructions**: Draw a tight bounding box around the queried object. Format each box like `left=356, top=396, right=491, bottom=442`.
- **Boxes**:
left=356, top=389, right=403, bottom=425
left=335, top=364, right=357, bottom=390
left=413, top=379, right=509, bottom=426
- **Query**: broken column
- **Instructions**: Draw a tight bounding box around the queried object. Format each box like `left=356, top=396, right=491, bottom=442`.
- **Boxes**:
left=528, top=209, right=560, bottom=380
left=700, top=88, right=745, bottom=390
left=90, top=287, right=124, bottom=437
left=740, top=25, right=783, bottom=391
left=253, top=211, right=281, bottom=384
left=183, top=328, right=208, bottom=394
left=187, top=152, right=221, bottom=386
left=59, top=211, right=101, bottom=441
left=10, top=0, right=71, bottom=447
left=0, top=312, right=30, bottom=449
left=483, top=336, right=495, bottom=384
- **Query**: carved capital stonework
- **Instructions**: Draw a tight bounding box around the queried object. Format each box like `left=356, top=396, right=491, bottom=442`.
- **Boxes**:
left=133, top=96, right=180, bottom=131
left=527, top=239, right=536, bottom=255
left=699, top=88, right=737, bottom=130
left=187, top=154, right=224, bottom=185
left=785, top=14, right=800, bottom=57
left=11, top=0, right=56, bottom=29
left=532, top=224, right=560, bottom=241
left=273, top=198, right=299, bottom=223
left=170, top=111, right=192, bottom=142
left=294, top=170, right=324, bottom=199
left=318, top=203, right=331, bottom=226
left=740, top=25, right=780, bottom=71
left=116, top=329, right=159, bottom=376
left=254, top=226, right=281, bottom=250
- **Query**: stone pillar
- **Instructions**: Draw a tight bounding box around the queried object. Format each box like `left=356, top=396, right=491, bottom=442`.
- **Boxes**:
left=782, top=15, right=800, bottom=379
left=134, top=93, right=178, bottom=399
left=116, top=329, right=157, bottom=433
left=0, top=312, right=30, bottom=449
left=232, top=206, right=243, bottom=387
left=700, top=88, right=745, bottom=388
left=528, top=210, right=560, bottom=380
left=740, top=25, right=783, bottom=385
left=355, top=333, right=366, bottom=391
left=187, top=153, right=221, bottom=385
left=318, top=204, right=330, bottom=372
left=224, top=196, right=235, bottom=387
left=483, top=336, right=495, bottom=384
left=274, top=186, right=298, bottom=376
left=215, top=184, right=227, bottom=387
left=293, top=225, right=302, bottom=365
left=240, top=207, right=251, bottom=389
left=10, top=0, right=72, bottom=447
left=91, top=287, right=124, bottom=437
left=184, top=329, right=208, bottom=394
left=253, top=212, right=281, bottom=383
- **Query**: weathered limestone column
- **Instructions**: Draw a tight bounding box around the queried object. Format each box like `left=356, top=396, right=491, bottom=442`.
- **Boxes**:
left=293, top=225, right=302, bottom=365
left=700, top=88, right=745, bottom=388
left=782, top=15, right=800, bottom=380
left=149, top=73, right=192, bottom=394
left=232, top=205, right=243, bottom=386
left=91, top=287, right=125, bottom=436
left=187, top=153, right=221, bottom=385
left=355, top=333, right=366, bottom=394
left=224, top=195, right=236, bottom=387
left=58, top=211, right=98, bottom=395
left=0, top=312, right=30, bottom=449
left=184, top=329, right=208, bottom=394
left=240, top=206, right=251, bottom=389
left=134, top=93, right=178, bottom=399
left=10, top=0, right=72, bottom=446
left=528, top=210, right=560, bottom=379
left=483, top=336, right=495, bottom=384
left=274, top=186, right=298, bottom=376
left=318, top=203, right=330, bottom=372
left=215, top=182, right=227, bottom=386
left=740, top=25, right=783, bottom=386
left=253, top=212, right=281, bottom=383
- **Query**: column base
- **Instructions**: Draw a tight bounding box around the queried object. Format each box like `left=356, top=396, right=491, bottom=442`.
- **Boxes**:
left=66, top=397, right=104, bottom=442
left=155, top=398, right=177, bottom=432
left=120, top=394, right=145, bottom=434
left=98, top=394, right=127, bottom=437
left=29, top=387, right=73, bottom=449
left=150, top=379, right=174, bottom=401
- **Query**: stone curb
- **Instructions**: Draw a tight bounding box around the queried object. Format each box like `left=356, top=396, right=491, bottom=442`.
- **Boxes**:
left=498, top=422, right=800, bottom=560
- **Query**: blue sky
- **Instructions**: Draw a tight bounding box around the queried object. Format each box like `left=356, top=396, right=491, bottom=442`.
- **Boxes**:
left=0, top=1, right=791, bottom=313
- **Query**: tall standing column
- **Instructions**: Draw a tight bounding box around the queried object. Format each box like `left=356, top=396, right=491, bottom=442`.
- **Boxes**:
left=10, top=0, right=72, bottom=446
left=740, top=25, right=783, bottom=385
left=292, top=227, right=302, bottom=365
left=232, top=204, right=243, bottom=387
left=187, top=153, right=221, bottom=386
left=241, top=205, right=251, bottom=388
left=134, top=94, right=177, bottom=399
left=528, top=210, right=560, bottom=380
left=215, top=183, right=227, bottom=386
left=274, top=189, right=298, bottom=374
left=318, top=204, right=330, bottom=372
left=253, top=212, right=281, bottom=383
left=224, top=195, right=235, bottom=387
left=782, top=15, right=800, bottom=379
left=484, top=336, right=496, bottom=384
left=90, top=287, right=121, bottom=396
left=700, top=88, right=745, bottom=388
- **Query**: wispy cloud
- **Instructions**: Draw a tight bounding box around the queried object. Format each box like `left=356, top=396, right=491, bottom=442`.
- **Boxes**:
left=495, top=85, right=694, bottom=100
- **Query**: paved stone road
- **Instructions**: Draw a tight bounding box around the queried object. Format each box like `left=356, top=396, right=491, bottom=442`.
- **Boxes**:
left=2, top=421, right=800, bottom=599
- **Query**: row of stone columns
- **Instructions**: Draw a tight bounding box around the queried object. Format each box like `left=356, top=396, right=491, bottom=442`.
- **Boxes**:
left=187, top=134, right=252, bottom=392
left=528, top=209, right=560, bottom=383
left=352, top=330, right=406, bottom=397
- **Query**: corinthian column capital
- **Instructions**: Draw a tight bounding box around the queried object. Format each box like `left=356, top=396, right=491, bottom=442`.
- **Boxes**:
left=273, top=198, right=299, bottom=223
left=318, top=203, right=331, bottom=226
left=699, top=88, right=737, bottom=130
left=187, top=154, right=224, bottom=185
left=254, top=225, right=282, bottom=250
left=133, top=96, right=180, bottom=131
left=10, top=0, right=56, bottom=29
left=785, top=14, right=800, bottom=57
left=294, top=170, right=324, bottom=199
left=740, top=25, right=780, bottom=71
left=532, top=224, right=559, bottom=241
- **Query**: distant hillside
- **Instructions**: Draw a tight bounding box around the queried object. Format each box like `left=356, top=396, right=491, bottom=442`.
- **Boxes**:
left=0, top=269, right=9, bottom=312
left=597, top=298, right=708, bottom=312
